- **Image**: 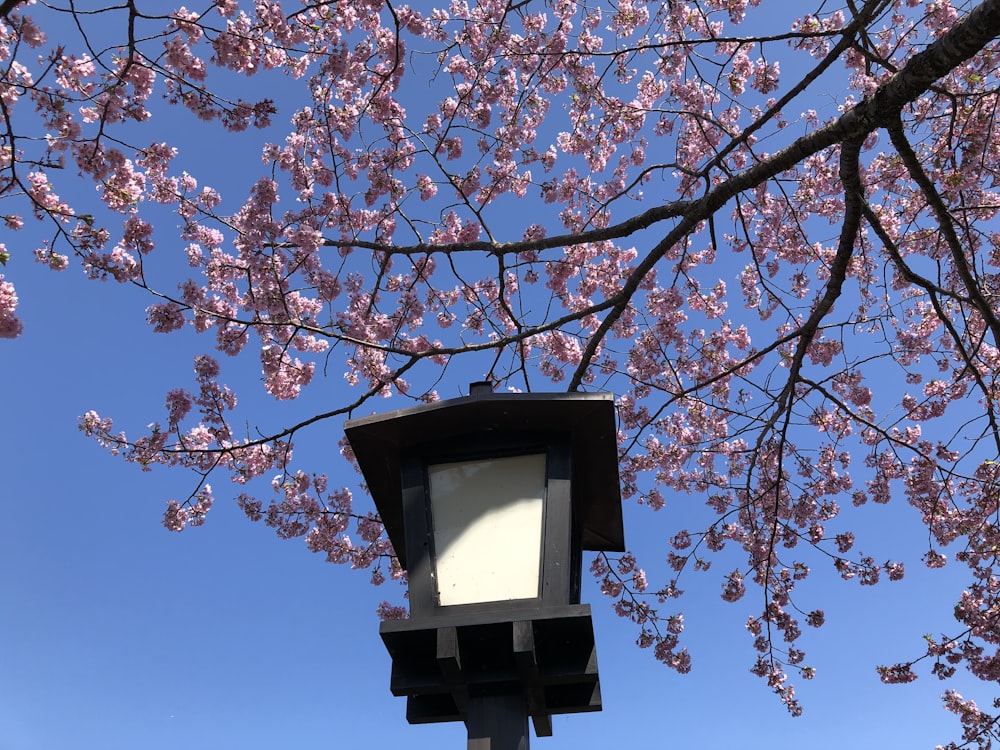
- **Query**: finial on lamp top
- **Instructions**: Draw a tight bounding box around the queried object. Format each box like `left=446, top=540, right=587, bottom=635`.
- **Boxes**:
left=468, top=380, right=494, bottom=397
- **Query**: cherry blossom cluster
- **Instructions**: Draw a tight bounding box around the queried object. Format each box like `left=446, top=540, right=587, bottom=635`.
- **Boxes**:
left=0, top=274, right=22, bottom=338
left=937, top=690, right=1000, bottom=750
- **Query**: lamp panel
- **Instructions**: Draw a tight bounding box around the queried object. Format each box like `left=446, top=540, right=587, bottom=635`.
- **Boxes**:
left=428, top=453, right=546, bottom=606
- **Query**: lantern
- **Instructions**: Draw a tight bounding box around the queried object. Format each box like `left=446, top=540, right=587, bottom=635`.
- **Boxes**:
left=344, top=382, right=625, bottom=748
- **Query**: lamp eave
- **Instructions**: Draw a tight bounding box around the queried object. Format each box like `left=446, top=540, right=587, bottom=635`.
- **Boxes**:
left=344, top=391, right=624, bottom=569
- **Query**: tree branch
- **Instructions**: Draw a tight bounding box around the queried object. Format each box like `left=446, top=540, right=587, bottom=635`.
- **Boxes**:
left=566, top=0, right=1000, bottom=390
left=0, top=0, right=26, bottom=19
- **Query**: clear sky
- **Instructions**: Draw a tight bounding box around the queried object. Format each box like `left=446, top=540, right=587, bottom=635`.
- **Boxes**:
left=0, top=228, right=988, bottom=749
left=0, top=3, right=994, bottom=748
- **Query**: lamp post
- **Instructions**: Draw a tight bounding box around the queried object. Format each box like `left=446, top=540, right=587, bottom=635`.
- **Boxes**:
left=344, top=382, right=625, bottom=750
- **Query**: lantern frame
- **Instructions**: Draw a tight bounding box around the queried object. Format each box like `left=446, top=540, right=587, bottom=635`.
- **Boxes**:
left=343, top=383, right=625, bottom=743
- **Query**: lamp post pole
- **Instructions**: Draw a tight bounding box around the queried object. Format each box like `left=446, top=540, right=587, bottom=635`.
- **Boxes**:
left=466, top=694, right=529, bottom=750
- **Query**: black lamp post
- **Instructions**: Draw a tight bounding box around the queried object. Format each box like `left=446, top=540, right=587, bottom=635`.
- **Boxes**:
left=344, top=382, right=625, bottom=749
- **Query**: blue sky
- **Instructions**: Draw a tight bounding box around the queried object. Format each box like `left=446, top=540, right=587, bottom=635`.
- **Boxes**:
left=1, top=2, right=995, bottom=748
left=0, top=254, right=986, bottom=748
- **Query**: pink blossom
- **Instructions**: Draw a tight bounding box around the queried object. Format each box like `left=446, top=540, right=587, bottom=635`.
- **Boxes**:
left=376, top=602, right=408, bottom=621
left=162, top=500, right=189, bottom=532
left=721, top=571, right=746, bottom=602
left=0, top=275, right=24, bottom=338
left=260, top=345, right=315, bottom=400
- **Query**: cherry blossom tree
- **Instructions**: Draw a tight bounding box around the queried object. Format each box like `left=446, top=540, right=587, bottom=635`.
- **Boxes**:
left=4, top=0, right=1000, bottom=744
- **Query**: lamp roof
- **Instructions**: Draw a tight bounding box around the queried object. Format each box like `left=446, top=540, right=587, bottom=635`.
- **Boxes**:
left=344, top=386, right=625, bottom=568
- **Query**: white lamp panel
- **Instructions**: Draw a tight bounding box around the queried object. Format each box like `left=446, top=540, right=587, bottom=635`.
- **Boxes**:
left=428, top=453, right=546, bottom=606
